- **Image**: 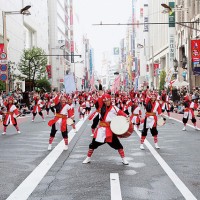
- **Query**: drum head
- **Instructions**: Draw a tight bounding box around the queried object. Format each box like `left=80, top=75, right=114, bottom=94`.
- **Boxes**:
left=110, top=116, right=129, bottom=135
left=67, top=118, right=74, bottom=125
left=157, top=118, right=164, bottom=126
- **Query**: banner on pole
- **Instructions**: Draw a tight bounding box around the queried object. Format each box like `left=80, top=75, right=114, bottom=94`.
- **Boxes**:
left=64, top=73, right=76, bottom=93
left=191, top=40, right=200, bottom=75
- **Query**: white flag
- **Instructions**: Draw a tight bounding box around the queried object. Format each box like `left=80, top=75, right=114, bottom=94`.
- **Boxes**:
left=64, top=74, right=76, bottom=93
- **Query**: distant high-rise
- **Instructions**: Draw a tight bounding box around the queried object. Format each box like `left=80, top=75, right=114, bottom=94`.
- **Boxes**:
left=48, top=0, right=71, bottom=91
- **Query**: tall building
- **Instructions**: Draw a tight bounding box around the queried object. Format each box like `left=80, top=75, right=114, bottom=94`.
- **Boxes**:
left=175, top=0, right=200, bottom=88
left=0, top=0, right=49, bottom=91
left=48, top=0, right=71, bottom=91
left=73, top=13, right=85, bottom=91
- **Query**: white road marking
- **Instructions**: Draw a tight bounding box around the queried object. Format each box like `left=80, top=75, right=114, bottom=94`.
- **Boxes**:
left=110, top=173, right=122, bottom=200
left=6, top=117, right=88, bottom=200
left=164, top=115, right=199, bottom=130
left=135, top=129, right=197, bottom=200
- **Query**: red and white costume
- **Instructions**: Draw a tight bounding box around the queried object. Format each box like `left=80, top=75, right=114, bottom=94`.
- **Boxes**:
left=32, top=95, right=45, bottom=122
left=131, top=105, right=141, bottom=126
left=140, top=93, right=162, bottom=150
left=3, top=104, right=19, bottom=126
left=83, top=94, right=130, bottom=165
left=182, top=96, right=198, bottom=130
left=2, top=97, right=20, bottom=134
left=48, top=95, right=70, bottom=132
left=94, top=105, right=127, bottom=143
left=67, top=98, right=76, bottom=131
left=48, top=94, right=71, bottom=151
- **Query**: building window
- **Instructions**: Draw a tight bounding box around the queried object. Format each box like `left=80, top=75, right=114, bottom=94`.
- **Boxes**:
left=24, top=25, right=36, bottom=49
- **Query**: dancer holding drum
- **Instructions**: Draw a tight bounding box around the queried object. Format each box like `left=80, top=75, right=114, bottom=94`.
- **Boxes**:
left=140, top=92, right=162, bottom=150
left=82, top=93, right=130, bottom=165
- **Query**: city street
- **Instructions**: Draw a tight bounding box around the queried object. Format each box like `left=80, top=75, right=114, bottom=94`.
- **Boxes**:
left=0, top=107, right=200, bottom=200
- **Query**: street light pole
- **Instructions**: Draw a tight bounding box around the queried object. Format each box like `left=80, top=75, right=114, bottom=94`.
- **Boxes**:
left=2, top=6, right=31, bottom=93
left=151, top=46, right=155, bottom=89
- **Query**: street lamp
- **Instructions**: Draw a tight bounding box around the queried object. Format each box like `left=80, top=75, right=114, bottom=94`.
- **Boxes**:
left=2, top=5, right=31, bottom=93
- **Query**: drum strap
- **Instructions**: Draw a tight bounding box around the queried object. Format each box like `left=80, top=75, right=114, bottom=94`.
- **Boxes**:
left=55, top=113, right=67, bottom=119
left=146, top=112, right=156, bottom=116
left=6, top=112, right=14, bottom=114
left=99, top=121, right=110, bottom=127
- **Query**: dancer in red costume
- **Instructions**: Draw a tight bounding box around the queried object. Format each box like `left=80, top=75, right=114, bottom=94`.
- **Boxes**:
left=32, top=94, right=45, bottom=122
left=89, top=82, right=104, bottom=136
left=140, top=92, right=162, bottom=150
left=131, top=98, right=142, bottom=130
left=47, top=92, right=71, bottom=151
left=2, top=97, right=21, bottom=135
left=67, top=96, right=77, bottom=132
left=160, top=90, right=171, bottom=118
left=83, top=94, right=129, bottom=165
left=182, top=94, right=198, bottom=131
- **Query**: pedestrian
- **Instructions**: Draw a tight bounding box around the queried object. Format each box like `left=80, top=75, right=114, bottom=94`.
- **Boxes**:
left=82, top=93, right=129, bottom=165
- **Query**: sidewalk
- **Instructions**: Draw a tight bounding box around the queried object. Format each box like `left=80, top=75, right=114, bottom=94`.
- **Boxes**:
left=166, top=112, right=200, bottom=128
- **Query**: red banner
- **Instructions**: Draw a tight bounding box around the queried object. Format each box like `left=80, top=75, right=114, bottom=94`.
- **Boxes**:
left=191, top=40, right=200, bottom=75
left=46, top=65, right=52, bottom=79
left=153, top=63, right=159, bottom=76
left=0, top=44, right=5, bottom=53
left=191, top=40, right=200, bottom=62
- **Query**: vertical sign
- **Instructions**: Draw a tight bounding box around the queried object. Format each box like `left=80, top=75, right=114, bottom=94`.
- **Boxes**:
left=166, top=1, right=175, bottom=85
left=0, top=43, right=8, bottom=81
left=113, top=47, right=119, bottom=55
left=191, top=40, right=200, bottom=75
left=70, top=0, right=74, bottom=63
left=89, top=49, right=93, bottom=77
left=46, top=65, right=52, bottom=79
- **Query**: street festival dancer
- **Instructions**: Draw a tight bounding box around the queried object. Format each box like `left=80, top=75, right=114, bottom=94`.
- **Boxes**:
left=140, top=92, right=163, bottom=150
left=89, top=82, right=104, bottom=136
left=82, top=93, right=129, bottom=165
left=47, top=92, right=71, bottom=151
left=160, top=90, right=171, bottom=118
left=2, top=96, right=21, bottom=135
left=32, top=94, right=45, bottom=122
left=67, top=96, right=77, bottom=133
left=182, top=94, right=198, bottom=131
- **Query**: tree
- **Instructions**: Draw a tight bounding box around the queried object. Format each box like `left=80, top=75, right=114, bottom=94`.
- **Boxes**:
left=18, top=47, right=48, bottom=90
left=159, top=70, right=166, bottom=92
left=36, top=78, right=51, bottom=92
left=0, top=81, right=5, bottom=91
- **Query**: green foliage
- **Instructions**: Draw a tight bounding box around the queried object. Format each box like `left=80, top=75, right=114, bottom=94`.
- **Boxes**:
left=159, top=70, right=166, bottom=92
left=36, top=78, right=51, bottom=92
left=0, top=80, right=5, bottom=92
left=18, top=47, right=48, bottom=84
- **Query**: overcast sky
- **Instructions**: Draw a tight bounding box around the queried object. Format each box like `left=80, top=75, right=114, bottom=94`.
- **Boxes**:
left=73, top=0, right=132, bottom=74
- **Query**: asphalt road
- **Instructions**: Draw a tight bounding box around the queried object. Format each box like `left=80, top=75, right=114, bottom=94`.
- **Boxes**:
left=0, top=108, right=200, bottom=200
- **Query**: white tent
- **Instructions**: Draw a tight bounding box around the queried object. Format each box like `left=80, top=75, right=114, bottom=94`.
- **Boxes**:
left=180, top=81, right=189, bottom=87
left=172, top=79, right=182, bottom=87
